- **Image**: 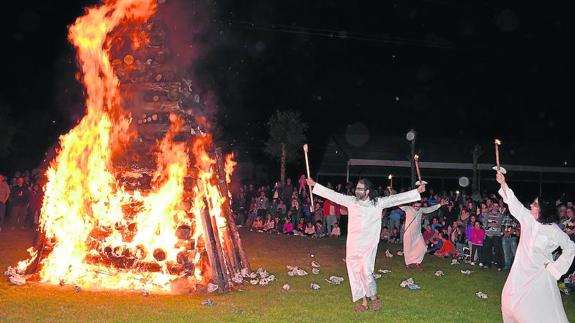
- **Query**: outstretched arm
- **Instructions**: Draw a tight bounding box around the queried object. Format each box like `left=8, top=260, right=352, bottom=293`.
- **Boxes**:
left=421, top=204, right=441, bottom=214
left=307, top=178, right=353, bottom=208
left=378, top=189, right=422, bottom=209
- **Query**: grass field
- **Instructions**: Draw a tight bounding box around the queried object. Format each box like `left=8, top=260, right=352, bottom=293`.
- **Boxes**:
left=1, top=228, right=573, bottom=322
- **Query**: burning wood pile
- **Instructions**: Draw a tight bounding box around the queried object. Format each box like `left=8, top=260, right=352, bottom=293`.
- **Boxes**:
left=9, top=0, right=252, bottom=294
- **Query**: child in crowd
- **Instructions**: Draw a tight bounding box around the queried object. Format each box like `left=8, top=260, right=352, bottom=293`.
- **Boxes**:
left=389, top=227, right=400, bottom=243
left=263, top=214, right=275, bottom=232
left=434, top=234, right=458, bottom=258
left=283, top=218, right=294, bottom=235
left=252, top=216, right=264, bottom=231
left=329, top=222, right=341, bottom=239
left=380, top=226, right=390, bottom=242
left=297, top=217, right=305, bottom=233
left=304, top=221, right=316, bottom=236
left=470, top=220, right=485, bottom=265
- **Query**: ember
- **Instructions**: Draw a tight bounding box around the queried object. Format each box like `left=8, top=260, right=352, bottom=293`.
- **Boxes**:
left=14, top=0, right=249, bottom=294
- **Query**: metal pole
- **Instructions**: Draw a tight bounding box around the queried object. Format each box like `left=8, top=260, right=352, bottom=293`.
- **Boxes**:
left=346, top=160, right=350, bottom=184
left=410, top=139, right=416, bottom=187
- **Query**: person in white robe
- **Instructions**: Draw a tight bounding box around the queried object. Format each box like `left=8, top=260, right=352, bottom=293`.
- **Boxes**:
left=496, top=171, right=575, bottom=323
left=307, top=177, right=424, bottom=312
left=400, top=199, right=446, bottom=269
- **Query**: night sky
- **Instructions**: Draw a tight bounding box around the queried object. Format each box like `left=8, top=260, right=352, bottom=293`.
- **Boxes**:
left=1, top=0, right=574, bottom=176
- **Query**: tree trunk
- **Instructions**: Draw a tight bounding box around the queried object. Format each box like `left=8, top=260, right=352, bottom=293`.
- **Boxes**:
left=280, top=143, right=286, bottom=184
left=471, top=145, right=482, bottom=201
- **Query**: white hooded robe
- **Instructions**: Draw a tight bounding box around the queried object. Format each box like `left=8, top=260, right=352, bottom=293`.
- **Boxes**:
left=499, top=186, right=575, bottom=323
left=312, top=183, right=420, bottom=302
left=400, top=204, right=442, bottom=265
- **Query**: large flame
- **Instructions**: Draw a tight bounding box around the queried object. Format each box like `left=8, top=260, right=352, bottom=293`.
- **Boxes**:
left=17, top=0, right=235, bottom=292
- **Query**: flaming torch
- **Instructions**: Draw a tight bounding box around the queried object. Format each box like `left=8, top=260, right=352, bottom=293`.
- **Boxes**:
left=414, top=154, right=427, bottom=186
left=492, top=139, right=507, bottom=174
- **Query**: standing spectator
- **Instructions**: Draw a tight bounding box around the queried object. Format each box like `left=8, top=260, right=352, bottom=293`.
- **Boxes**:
left=282, top=178, right=294, bottom=206
left=255, top=190, right=269, bottom=218
left=289, top=199, right=302, bottom=228
left=470, top=221, right=485, bottom=266
left=314, top=220, right=325, bottom=238
left=313, top=201, right=323, bottom=223
left=9, top=177, right=30, bottom=229
left=482, top=201, right=504, bottom=270
left=276, top=199, right=287, bottom=218
left=501, top=209, right=519, bottom=270
left=563, top=208, right=575, bottom=241
left=0, top=174, right=10, bottom=232
left=298, top=175, right=307, bottom=195
left=323, top=199, right=339, bottom=235
left=388, top=207, right=403, bottom=234
left=443, top=200, right=458, bottom=226
left=29, top=183, right=43, bottom=228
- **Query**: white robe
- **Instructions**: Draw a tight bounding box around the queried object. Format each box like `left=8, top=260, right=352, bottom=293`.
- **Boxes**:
left=499, top=187, right=575, bottom=323
left=400, top=204, right=442, bottom=265
left=312, top=184, right=421, bottom=302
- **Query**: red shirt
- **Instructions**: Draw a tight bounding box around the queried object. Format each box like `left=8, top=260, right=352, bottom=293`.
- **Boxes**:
left=438, top=240, right=457, bottom=256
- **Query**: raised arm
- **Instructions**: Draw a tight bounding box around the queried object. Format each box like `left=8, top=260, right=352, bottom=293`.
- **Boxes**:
left=545, top=226, right=575, bottom=280
left=307, top=179, right=353, bottom=208
left=496, top=172, right=531, bottom=227
left=378, top=189, right=421, bottom=209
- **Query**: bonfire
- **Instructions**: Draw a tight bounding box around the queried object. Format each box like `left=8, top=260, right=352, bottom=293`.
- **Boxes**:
left=11, top=0, right=249, bottom=294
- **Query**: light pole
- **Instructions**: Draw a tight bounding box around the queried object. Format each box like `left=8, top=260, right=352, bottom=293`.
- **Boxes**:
left=406, top=129, right=416, bottom=188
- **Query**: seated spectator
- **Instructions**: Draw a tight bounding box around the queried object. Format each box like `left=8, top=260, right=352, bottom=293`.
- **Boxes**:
left=274, top=216, right=282, bottom=234
left=389, top=227, right=400, bottom=244
left=431, top=216, right=441, bottom=231
left=380, top=226, right=390, bottom=242
left=283, top=218, right=294, bottom=235
left=252, top=216, right=264, bottom=231
left=434, top=234, right=459, bottom=258
left=422, top=224, right=434, bottom=245
left=451, top=222, right=467, bottom=254
left=329, top=222, right=341, bottom=239
left=304, top=221, right=316, bottom=236
left=263, top=214, right=275, bottom=232
left=296, top=217, right=305, bottom=233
